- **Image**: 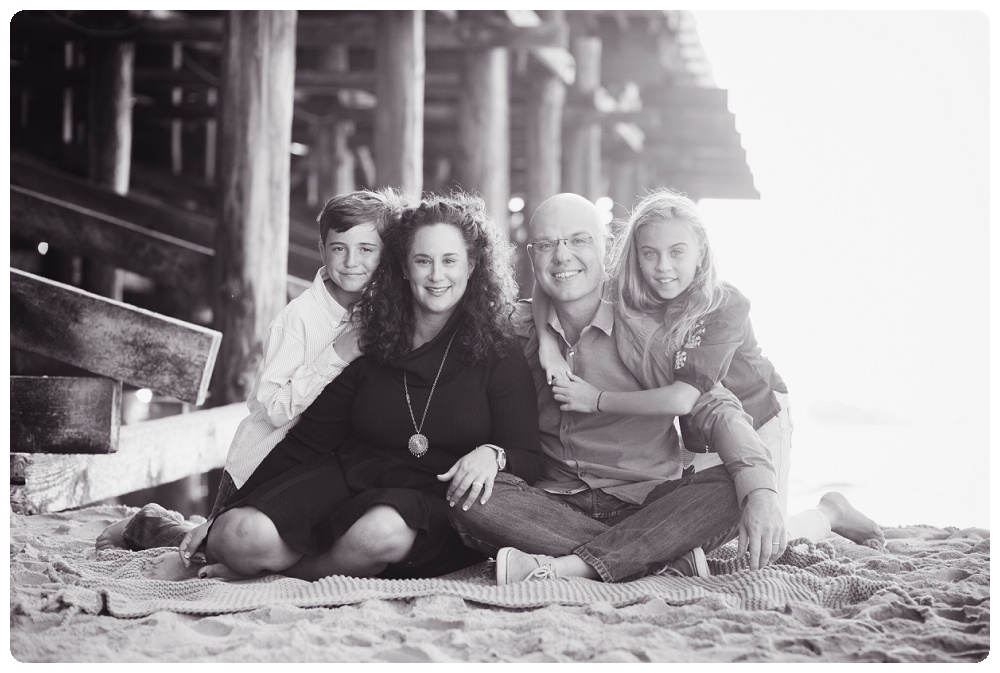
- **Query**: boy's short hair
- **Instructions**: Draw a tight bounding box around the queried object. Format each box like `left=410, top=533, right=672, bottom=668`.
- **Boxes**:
left=316, top=188, right=412, bottom=243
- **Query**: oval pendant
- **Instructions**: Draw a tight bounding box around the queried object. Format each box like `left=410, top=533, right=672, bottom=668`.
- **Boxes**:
left=408, top=433, right=429, bottom=457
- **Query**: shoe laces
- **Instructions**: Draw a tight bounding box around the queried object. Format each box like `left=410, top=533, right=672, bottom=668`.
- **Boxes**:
left=523, top=563, right=558, bottom=581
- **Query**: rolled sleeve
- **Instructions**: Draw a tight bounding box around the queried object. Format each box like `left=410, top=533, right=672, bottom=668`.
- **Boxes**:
left=687, top=385, right=777, bottom=504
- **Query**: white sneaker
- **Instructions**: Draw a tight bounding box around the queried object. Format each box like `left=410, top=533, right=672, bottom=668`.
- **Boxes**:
left=654, top=547, right=710, bottom=578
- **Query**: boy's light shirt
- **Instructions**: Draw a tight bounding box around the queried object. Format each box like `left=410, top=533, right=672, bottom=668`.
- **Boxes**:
left=225, top=267, right=354, bottom=488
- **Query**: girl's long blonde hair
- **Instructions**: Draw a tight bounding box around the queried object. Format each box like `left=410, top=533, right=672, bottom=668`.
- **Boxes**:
left=607, top=188, right=730, bottom=352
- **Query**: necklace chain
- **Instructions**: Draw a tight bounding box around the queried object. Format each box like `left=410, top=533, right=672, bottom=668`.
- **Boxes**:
left=404, top=332, right=457, bottom=437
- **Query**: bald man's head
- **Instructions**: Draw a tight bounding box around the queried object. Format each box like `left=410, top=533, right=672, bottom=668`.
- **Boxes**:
left=527, top=193, right=608, bottom=307
left=528, top=193, right=607, bottom=243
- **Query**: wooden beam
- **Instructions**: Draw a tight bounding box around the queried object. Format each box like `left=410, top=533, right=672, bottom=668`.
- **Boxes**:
left=11, top=184, right=213, bottom=292
left=374, top=10, right=425, bottom=193
left=213, top=11, right=297, bottom=405
left=10, top=403, right=246, bottom=514
left=10, top=269, right=222, bottom=406
left=11, top=376, right=122, bottom=454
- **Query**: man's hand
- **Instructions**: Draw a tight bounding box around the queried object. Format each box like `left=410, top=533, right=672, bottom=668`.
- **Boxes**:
left=738, top=488, right=787, bottom=571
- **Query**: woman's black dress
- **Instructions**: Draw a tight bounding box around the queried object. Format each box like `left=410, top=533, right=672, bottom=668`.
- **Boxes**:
left=225, top=312, right=543, bottom=578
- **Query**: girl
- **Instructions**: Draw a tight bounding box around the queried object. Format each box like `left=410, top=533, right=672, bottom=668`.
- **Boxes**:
left=531, top=189, right=883, bottom=549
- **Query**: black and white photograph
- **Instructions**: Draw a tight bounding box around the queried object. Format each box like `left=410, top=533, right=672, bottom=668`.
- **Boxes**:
left=8, top=7, right=991, bottom=663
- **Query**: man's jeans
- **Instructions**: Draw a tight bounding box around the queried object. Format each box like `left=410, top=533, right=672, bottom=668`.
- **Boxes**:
left=449, top=463, right=741, bottom=583
left=120, top=470, right=238, bottom=551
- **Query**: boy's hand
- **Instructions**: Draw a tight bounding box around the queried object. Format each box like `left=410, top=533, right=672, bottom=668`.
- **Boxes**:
left=178, top=520, right=213, bottom=568
left=552, top=373, right=601, bottom=413
left=333, top=325, right=362, bottom=363
left=538, top=341, right=572, bottom=385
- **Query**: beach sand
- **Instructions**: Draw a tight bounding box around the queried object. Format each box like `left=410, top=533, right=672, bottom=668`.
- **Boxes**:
left=9, top=504, right=989, bottom=663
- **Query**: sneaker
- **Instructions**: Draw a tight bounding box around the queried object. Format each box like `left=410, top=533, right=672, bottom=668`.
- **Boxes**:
left=495, top=547, right=559, bottom=586
left=654, top=547, right=710, bottom=578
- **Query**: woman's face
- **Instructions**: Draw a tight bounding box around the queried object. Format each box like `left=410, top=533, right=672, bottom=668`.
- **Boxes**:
left=405, top=223, right=474, bottom=320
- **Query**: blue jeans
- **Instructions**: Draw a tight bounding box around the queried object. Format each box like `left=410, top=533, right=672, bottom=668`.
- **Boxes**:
left=449, top=464, right=741, bottom=582
left=121, top=470, right=239, bottom=550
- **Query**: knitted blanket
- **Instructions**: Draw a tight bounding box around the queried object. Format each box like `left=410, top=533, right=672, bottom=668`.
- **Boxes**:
left=11, top=506, right=990, bottom=663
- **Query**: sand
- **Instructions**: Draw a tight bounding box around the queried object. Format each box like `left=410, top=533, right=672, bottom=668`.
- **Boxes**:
left=8, top=504, right=990, bottom=663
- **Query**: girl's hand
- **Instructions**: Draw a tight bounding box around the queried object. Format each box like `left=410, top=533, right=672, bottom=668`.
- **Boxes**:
left=178, top=520, right=213, bottom=568
left=538, top=340, right=572, bottom=385
left=436, top=445, right=500, bottom=511
left=552, top=373, right=601, bottom=413
left=333, top=325, right=362, bottom=363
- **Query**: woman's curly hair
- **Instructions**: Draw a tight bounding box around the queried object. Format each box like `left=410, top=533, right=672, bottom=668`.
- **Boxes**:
left=356, top=192, right=519, bottom=365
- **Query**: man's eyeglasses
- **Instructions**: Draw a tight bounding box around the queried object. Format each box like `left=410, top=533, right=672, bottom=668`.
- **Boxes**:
left=527, top=235, right=605, bottom=256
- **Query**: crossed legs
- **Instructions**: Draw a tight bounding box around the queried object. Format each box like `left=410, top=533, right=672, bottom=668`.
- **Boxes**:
left=451, top=464, right=741, bottom=583
left=142, top=504, right=418, bottom=582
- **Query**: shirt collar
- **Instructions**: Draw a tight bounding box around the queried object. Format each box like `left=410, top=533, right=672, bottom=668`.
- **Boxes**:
left=545, top=295, right=615, bottom=341
left=313, top=267, right=350, bottom=323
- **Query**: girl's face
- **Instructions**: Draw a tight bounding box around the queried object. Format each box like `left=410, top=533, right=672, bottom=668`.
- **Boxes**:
left=635, top=219, right=703, bottom=300
left=405, top=223, right=474, bottom=321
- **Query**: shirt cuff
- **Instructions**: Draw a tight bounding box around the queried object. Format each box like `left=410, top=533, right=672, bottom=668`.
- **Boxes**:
left=732, top=466, right=777, bottom=506
left=316, top=343, right=350, bottom=376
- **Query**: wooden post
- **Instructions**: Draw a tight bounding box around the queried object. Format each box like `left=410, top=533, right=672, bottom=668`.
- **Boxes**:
left=309, top=45, right=355, bottom=204
left=458, top=47, right=510, bottom=241
left=84, top=38, right=135, bottom=301
left=333, top=121, right=357, bottom=196
left=374, top=10, right=424, bottom=194
left=563, top=36, right=602, bottom=200
left=524, top=49, right=566, bottom=294
left=213, top=10, right=297, bottom=406
left=608, top=154, right=638, bottom=220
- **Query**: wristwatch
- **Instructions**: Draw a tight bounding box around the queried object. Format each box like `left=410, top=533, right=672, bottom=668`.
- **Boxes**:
left=483, top=444, right=507, bottom=471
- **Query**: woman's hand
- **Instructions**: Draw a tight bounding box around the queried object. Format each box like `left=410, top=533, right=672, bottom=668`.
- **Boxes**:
left=552, top=373, right=601, bottom=413
left=538, top=339, right=572, bottom=385
left=436, top=445, right=500, bottom=511
left=178, top=519, right=213, bottom=568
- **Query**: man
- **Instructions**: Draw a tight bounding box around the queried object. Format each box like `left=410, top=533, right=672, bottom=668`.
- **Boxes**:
left=449, top=193, right=785, bottom=584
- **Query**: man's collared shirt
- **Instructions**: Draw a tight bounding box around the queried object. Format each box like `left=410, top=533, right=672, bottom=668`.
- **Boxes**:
left=517, top=300, right=683, bottom=505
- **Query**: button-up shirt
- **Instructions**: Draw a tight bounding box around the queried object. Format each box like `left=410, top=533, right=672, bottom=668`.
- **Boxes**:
left=518, top=300, right=683, bottom=505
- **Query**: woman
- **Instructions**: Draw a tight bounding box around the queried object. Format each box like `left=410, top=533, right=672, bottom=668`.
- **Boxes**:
left=148, top=193, right=543, bottom=581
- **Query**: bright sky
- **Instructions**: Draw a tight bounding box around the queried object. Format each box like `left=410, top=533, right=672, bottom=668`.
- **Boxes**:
left=689, top=11, right=990, bottom=528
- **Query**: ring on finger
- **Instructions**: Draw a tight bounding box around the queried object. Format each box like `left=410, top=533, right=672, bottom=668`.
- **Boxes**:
left=472, top=481, right=484, bottom=487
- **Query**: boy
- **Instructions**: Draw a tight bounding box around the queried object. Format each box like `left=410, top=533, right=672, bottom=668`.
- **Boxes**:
left=97, top=189, right=409, bottom=552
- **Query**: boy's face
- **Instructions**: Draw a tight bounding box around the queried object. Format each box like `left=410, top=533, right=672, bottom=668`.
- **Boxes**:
left=319, top=222, right=383, bottom=301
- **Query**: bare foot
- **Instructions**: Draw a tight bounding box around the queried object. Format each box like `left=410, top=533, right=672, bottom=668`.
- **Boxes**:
left=142, top=551, right=202, bottom=581
left=96, top=514, right=135, bottom=551
left=142, top=551, right=246, bottom=582
left=817, top=491, right=885, bottom=546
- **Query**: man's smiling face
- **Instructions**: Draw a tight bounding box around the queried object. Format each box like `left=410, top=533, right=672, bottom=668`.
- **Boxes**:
left=527, top=194, right=608, bottom=308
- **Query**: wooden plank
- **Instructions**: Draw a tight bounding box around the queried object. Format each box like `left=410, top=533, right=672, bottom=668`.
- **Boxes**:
left=11, top=376, right=122, bottom=454
left=11, top=185, right=213, bottom=292
left=10, top=403, right=246, bottom=514
left=10, top=269, right=222, bottom=405
left=12, top=154, right=216, bottom=248
left=213, top=11, right=297, bottom=405
left=374, top=10, right=425, bottom=194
